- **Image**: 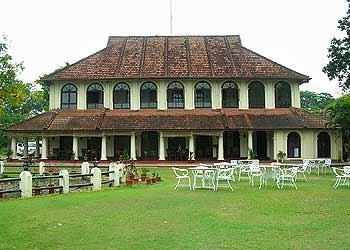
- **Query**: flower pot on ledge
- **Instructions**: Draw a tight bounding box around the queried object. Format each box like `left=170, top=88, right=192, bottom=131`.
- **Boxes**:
left=125, top=179, right=134, bottom=186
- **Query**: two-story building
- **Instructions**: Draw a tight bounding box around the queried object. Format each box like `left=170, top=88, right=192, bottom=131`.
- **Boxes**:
left=6, top=35, right=343, bottom=161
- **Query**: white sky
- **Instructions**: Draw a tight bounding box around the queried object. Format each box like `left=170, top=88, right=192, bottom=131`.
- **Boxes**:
left=0, top=0, right=347, bottom=96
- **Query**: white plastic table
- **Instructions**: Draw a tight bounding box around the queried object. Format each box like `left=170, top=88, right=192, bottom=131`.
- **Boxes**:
left=189, top=166, right=217, bottom=190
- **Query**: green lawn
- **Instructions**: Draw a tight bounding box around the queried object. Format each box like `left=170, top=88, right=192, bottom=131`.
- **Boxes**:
left=0, top=168, right=349, bottom=250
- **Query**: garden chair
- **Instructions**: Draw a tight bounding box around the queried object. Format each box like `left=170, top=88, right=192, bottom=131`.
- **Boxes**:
left=279, top=167, right=299, bottom=189
left=296, top=162, right=308, bottom=182
left=239, top=162, right=256, bottom=182
left=321, top=159, right=331, bottom=174
left=249, top=165, right=266, bottom=189
left=39, top=161, right=45, bottom=175
left=332, top=167, right=350, bottom=189
left=306, top=159, right=321, bottom=175
left=192, top=166, right=216, bottom=190
left=0, top=161, right=4, bottom=175
left=215, top=167, right=235, bottom=191
left=172, top=167, right=192, bottom=191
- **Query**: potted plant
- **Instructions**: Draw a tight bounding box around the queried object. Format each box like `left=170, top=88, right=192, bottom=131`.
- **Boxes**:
left=276, top=150, right=286, bottom=163
left=125, top=160, right=138, bottom=185
left=140, top=168, right=149, bottom=181
left=120, top=150, right=130, bottom=164
left=155, top=171, right=161, bottom=182
left=146, top=177, right=152, bottom=185
left=248, top=148, right=257, bottom=160
left=151, top=171, right=157, bottom=183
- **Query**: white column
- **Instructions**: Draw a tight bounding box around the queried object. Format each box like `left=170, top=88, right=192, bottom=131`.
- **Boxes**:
left=23, top=137, right=28, bottom=159
left=248, top=131, right=253, bottom=151
left=35, top=137, right=40, bottom=158
left=73, top=136, right=79, bottom=160
left=41, top=137, right=48, bottom=160
left=11, top=136, right=17, bottom=159
left=130, top=132, right=136, bottom=160
left=19, top=170, right=32, bottom=198
left=159, top=133, right=165, bottom=160
left=218, top=132, right=224, bottom=160
left=188, top=134, right=195, bottom=160
left=101, top=136, right=107, bottom=161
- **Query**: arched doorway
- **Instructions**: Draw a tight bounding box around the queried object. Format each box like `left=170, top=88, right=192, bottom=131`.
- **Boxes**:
left=318, top=132, right=331, bottom=158
left=287, top=132, right=301, bottom=158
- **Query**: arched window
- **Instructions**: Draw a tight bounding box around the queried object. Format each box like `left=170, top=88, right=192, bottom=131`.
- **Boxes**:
left=318, top=132, right=331, bottom=158
left=287, top=132, right=301, bottom=158
left=140, top=82, right=157, bottom=109
left=87, top=83, right=104, bottom=109
left=61, top=84, right=77, bottom=109
left=195, top=81, right=211, bottom=108
left=167, top=81, right=184, bottom=109
left=113, top=83, right=130, bottom=109
left=275, top=81, right=291, bottom=108
left=222, top=81, right=239, bottom=108
left=248, top=81, right=265, bottom=108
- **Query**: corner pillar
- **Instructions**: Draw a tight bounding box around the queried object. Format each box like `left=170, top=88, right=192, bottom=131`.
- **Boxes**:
left=159, top=132, right=165, bottom=161
left=11, top=137, right=17, bottom=159
left=101, top=136, right=107, bottom=161
left=130, top=132, right=136, bottom=160
left=23, top=137, right=28, bottom=159
left=188, top=134, right=195, bottom=160
left=73, top=136, right=79, bottom=160
left=41, top=137, right=48, bottom=160
left=218, top=132, right=224, bottom=161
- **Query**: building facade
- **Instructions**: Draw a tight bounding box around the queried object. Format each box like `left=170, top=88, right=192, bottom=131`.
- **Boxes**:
left=6, top=35, right=343, bottom=161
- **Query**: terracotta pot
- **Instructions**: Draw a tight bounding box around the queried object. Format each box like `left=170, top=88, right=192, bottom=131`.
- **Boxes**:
left=48, top=185, right=55, bottom=194
left=152, top=178, right=156, bottom=183
left=141, top=175, right=147, bottom=181
left=155, top=176, right=161, bottom=182
left=133, top=178, right=139, bottom=184
left=125, top=179, right=134, bottom=186
left=34, top=187, right=41, bottom=196
left=146, top=178, right=152, bottom=184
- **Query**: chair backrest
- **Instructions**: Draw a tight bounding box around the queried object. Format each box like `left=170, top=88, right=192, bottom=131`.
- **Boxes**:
left=172, top=167, right=188, bottom=177
left=300, top=162, right=308, bottom=171
left=217, top=167, right=234, bottom=178
left=230, top=160, right=238, bottom=165
left=324, top=159, right=331, bottom=166
left=344, top=166, right=350, bottom=175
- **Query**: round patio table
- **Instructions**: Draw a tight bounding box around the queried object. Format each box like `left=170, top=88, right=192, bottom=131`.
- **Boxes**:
left=189, top=166, right=217, bottom=191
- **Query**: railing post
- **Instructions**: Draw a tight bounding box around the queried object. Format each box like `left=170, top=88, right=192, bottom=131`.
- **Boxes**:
left=59, top=170, right=70, bottom=194
left=109, top=163, right=119, bottom=186
left=91, top=167, right=101, bottom=191
left=39, top=161, right=46, bottom=175
left=19, top=171, right=32, bottom=198
left=81, top=161, right=90, bottom=175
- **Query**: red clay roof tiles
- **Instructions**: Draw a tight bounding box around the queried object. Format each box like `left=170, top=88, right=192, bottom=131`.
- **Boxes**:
left=43, top=35, right=309, bottom=81
left=6, top=108, right=326, bottom=133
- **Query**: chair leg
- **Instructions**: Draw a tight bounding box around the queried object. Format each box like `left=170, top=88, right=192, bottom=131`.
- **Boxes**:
left=227, top=180, right=233, bottom=191
left=303, top=172, right=307, bottom=182
left=188, top=178, right=192, bottom=191
left=174, top=179, right=181, bottom=190
left=238, top=172, right=241, bottom=182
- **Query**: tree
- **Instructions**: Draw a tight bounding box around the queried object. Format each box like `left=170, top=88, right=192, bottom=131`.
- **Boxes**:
left=325, top=95, right=350, bottom=160
left=300, top=91, right=335, bottom=113
left=323, top=0, right=350, bottom=91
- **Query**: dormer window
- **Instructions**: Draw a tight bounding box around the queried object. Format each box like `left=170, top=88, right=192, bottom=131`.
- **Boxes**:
left=113, top=83, right=130, bottom=109
left=61, top=83, right=77, bottom=109
left=167, top=81, right=184, bottom=109
left=87, top=83, right=104, bottom=109
left=195, top=81, right=211, bottom=108
left=222, top=81, right=239, bottom=108
left=248, top=81, right=265, bottom=108
left=275, top=81, right=291, bottom=108
left=140, top=82, right=157, bottom=109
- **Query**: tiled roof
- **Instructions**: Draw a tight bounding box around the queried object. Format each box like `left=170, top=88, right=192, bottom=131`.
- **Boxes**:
left=43, top=35, right=309, bottom=82
left=5, top=108, right=326, bottom=133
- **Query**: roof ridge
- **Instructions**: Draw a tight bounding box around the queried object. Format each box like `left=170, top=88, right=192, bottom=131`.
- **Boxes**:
left=223, top=36, right=236, bottom=77
left=45, top=109, right=59, bottom=130
left=139, top=37, right=147, bottom=77
left=237, top=45, right=310, bottom=82
left=289, top=107, right=306, bottom=128
left=243, top=113, right=253, bottom=129
left=185, top=37, right=192, bottom=77
left=164, top=37, right=168, bottom=78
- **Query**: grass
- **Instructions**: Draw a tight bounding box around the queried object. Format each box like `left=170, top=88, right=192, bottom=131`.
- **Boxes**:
left=0, top=168, right=349, bottom=249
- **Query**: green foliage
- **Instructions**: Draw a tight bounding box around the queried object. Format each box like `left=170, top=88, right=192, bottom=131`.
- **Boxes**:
left=300, top=91, right=335, bottom=114
left=248, top=148, right=257, bottom=159
left=276, top=150, right=286, bottom=162
left=0, top=35, right=49, bottom=147
left=323, top=0, right=350, bottom=91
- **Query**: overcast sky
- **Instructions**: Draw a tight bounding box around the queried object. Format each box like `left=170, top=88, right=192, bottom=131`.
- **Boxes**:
left=1, top=0, right=347, bottom=96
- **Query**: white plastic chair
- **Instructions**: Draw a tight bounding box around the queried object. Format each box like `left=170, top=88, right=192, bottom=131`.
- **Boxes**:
left=279, top=167, right=299, bottom=189
left=172, top=167, right=192, bottom=191
left=249, top=165, right=266, bottom=189
left=332, top=167, right=350, bottom=189
left=215, top=167, right=235, bottom=191
left=39, top=161, right=46, bottom=175
left=297, top=163, right=308, bottom=182
left=0, top=161, right=4, bottom=175
left=238, top=163, right=251, bottom=182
